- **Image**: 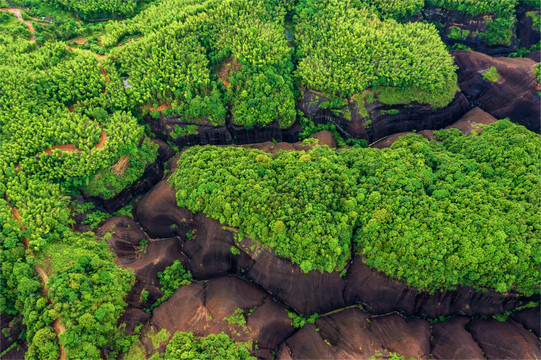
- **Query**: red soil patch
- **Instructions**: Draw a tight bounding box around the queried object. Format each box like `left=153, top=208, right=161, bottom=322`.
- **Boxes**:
left=95, top=125, right=107, bottom=149
left=43, top=144, right=81, bottom=154
left=1, top=8, right=35, bottom=41
left=141, top=104, right=171, bottom=112
left=216, top=57, right=241, bottom=88
left=74, top=37, right=87, bottom=45
left=97, top=57, right=109, bottom=83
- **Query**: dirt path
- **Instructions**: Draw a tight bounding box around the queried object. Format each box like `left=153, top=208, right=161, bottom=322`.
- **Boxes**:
left=65, top=45, right=110, bottom=84
left=0, top=8, right=35, bottom=41
left=6, top=119, right=108, bottom=360
left=5, top=198, right=66, bottom=360
left=141, top=104, right=171, bottom=112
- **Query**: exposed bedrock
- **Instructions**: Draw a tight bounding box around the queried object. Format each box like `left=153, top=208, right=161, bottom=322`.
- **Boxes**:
left=452, top=50, right=540, bottom=133
left=431, top=316, right=484, bottom=359
left=146, top=114, right=302, bottom=149
left=134, top=178, right=534, bottom=318
left=414, top=7, right=519, bottom=56
left=518, top=6, right=541, bottom=49
left=278, top=309, right=430, bottom=359
left=466, top=318, right=541, bottom=359
left=299, top=90, right=469, bottom=143
left=369, top=107, right=498, bottom=149
left=83, top=139, right=172, bottom=213
left=98, top=216, right=187, bottom=332
left=511, top=306, right=541, bottom=337
left=141, top=276, right=295, bottom=359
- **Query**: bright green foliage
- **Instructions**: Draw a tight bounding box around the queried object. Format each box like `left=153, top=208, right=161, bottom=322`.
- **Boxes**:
left=482, top=66, right=500, bottom=82
left=113, top=205, right=133, bottom=218
left=104, top=0, right=296, bottom=128
left=526, top=11, right=541, bottom=30
left=111, top=18, right=227, bottom=126
left=0, top=17, right=151, bottom=360
left=152, top=260, right=192, bottom=309
left=357, top=0, right=425, bottom=20
left=83, top=138, right=158, bottom=199
left=171, top=120, right=540, bottom=294
left=46, top=0, right=140, bottom=20
left=286, top=310, right=319, bottom=329
left=427, top=0, right=517, bottom=46
left=426, top=0, right=517, bottom=16
left=150, top=332, right=255, bottom=360
left=223, top=308, right=247, bottom=326
left=535, top=63, right=541, bottom=83
left=47, top=234, right=133, bottom=359
left=295, top=0, right=458, bottom=107
left=171, top=146, right=357, bottom=273
left=171, top=125, right=199, bottom=139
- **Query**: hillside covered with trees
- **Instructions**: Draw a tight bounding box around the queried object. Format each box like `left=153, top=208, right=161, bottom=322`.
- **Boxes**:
left=0, top=0, right=539, bottom=358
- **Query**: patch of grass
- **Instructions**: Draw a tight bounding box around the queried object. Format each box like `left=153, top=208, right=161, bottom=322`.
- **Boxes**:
left=223, top=308, right=247, bottom=326
left=482, top=66, right=499, bottom=83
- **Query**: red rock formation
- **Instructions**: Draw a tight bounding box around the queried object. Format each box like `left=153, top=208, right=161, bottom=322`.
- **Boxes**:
left=466, top=318, right=541, bottom=359
left=452, top=50, right=540, bottom=133
left=143, top=276, right=295, bottom=358
left=511, top=307, right=540, bottom=337
left=299, top=90, right=470, bottom=143
left=432, top=317, right=484, bottom=359
left=281, top=310, right=430, bottom=359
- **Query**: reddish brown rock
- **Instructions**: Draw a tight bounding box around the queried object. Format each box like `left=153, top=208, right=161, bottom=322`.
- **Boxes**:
left=300, top=90, right=469, bottom=143
left=445, top=106, right=498, bottom=134
left=241, top=237, right=347, bottom=315
left=518, top=7, right=541, bottom=49
left=182, top=215, right=253, bottom=279
left=283, top=310, right=430, bottom=359
left=247, top=297, right=296, bottom=355
left=282, top=324, right=335, bottom=360
left=344, top=255, right=528, bottom=318
left=432, top=317, right=483, bottom=359
left=452, top=50, right=540, bottom=132
left=512, top=307, right=540, bottom=337
left=466, top=318, right=541, bottom=359
left=144, top=277, right=294, bottom=358
left=135, top=180, right=194, bottom=238
left=251, top=141, right=296, bottom=153
left=152, top=138, right=174, bottom=163
left=97, top=216, right=147, bottom=266
left=370, top=130, right=435, bottom=149
left=526, top=50, right=541, bottom=62
left=309, top=130, right=337, bottom=148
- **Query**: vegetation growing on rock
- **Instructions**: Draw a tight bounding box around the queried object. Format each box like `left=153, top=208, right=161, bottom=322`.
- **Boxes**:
left=171, top=120, right=540, bottom=295
left=149, top=332, right=255, bottom=360
left=295, top=0, right=458, bottom=108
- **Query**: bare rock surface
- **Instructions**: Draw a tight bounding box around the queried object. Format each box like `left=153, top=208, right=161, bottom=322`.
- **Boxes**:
left=431, top=316, right=484, bottom=359
left=466, top=318, right=541, bottom=359
left=445, top=106, right=498, bottom=134
left=299, top=90, right=469, bottom=143
left=282, top=310, right=430, bottom=359
left=511, top=307, right=540, bottom=336
left=98, top=216, right=146, bottom=265
left=143, top=276, right=295, bottom=358
left=452, top=50, right=540, bottom=132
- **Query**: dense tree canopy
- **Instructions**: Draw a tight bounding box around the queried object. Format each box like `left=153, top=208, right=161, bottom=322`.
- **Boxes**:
left=150, top=332, right=255, bottom=360
left=295, top=0, right=458, bottom=108
left=171, top=120, right=540, bottom=295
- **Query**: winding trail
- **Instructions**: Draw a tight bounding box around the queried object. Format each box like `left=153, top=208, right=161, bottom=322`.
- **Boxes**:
left=5, top=201, right=66, bottom=360
left=0, top=8, right=35, bottom=41
left=6, top=119, right=108, bottom=360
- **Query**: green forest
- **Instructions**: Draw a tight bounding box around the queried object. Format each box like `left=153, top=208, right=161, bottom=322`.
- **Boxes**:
left=171, top=120, right=540, bottom=294
left=0, top=0, right=540, bottom=358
